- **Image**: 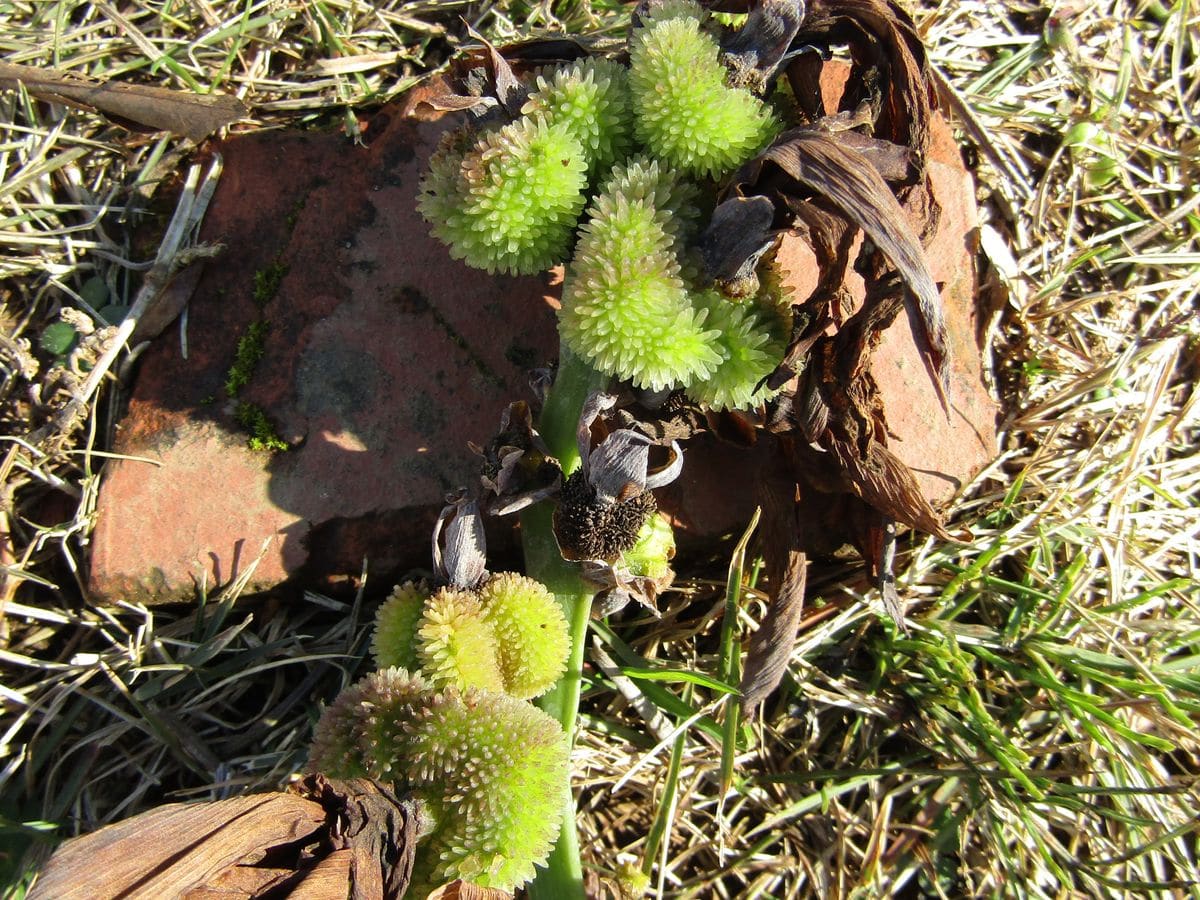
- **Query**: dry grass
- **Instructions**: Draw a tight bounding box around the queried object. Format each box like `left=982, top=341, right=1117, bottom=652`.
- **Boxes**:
left=2, top=0, right=1198, bottom=897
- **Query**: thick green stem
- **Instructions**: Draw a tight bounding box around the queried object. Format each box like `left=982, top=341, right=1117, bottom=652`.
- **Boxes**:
left=523, top=346, right=606, bottom=900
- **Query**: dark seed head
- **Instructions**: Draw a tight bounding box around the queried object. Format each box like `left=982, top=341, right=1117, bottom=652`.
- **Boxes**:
left=554, top=469, right=657, bottom=562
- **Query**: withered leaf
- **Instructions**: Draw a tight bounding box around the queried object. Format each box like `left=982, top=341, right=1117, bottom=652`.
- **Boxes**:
left=740, top=454, right=809, bottom=707
left=418, top=92, right=499, bottom=113
left=831, top=130, right=916, bottom=182
left=128, top=261, right=206, bottom=345
left=0, top=62, right=246, bottom=142
left=501, top=36, right=595, bottom=65
left=464, top=26, right=528, bottom=117
left=28, top=793, right=325, bottom=900
left=701, top=195, right=777, bottom=297
left=740, top=545, right=807, bottom=707
left=736, top=129, right=950, bottom=410
left=824, top=435, right=953, bottom=540
left=182, top=863, right=297, bottom=898
left=721, top=0, right=807, bottom=94
left=426, top=880, right=512, bottom=899
left=876, top=515, right=911, bottom=634
left=797, top=0, right=934, bottom=159
left=433, top=496, right=488, bottom=590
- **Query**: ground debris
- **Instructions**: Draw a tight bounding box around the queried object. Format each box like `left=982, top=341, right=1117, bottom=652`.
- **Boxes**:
left=28, top=775, right=423, bottom=900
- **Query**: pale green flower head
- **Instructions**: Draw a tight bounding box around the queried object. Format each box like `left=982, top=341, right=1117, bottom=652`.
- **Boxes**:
left=419, top=116, right=588, bottom=274
left=628, top=0, right=779, bottom=178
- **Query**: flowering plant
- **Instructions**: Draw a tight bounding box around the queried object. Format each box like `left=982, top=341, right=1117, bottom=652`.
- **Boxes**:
left=319, top=0, right=957, bottom=894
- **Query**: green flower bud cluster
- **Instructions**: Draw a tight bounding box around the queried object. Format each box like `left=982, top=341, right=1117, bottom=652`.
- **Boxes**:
left=308, top=570, right=572, bottom=893
left=309, top=668, right=568, bottom=893
left=687, top=287, right=787, bottom=410
left=419, top=1, right=791, bottom=410
left=420, top=116, right=589, bottom=275
left=521, top=57, right=635, bottom=180
left=560, top=161, right=723, bottom=392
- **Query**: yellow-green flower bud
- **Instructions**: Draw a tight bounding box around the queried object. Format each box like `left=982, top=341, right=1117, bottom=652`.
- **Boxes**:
left=622, top=513, right=676, bottom=582
left=559, top=165, right=722, bottom=391
left=417, top=588, right=505, bottom=693
left=685, top=288, right=787, bottom=410
left=596, top=156, right=700, bottom=254
left=477, top=572, right=570, bottom=699
left=522, top=57, right=634, bottom=180
left=371, top=580, right=429, bottom=670
left=406, top=688, right=569, bottom=893
left=307, top=667, right=432, bottom=780
left=419, top=116, right=588, bottom=274
left=628, top=0, right=779, bottom=178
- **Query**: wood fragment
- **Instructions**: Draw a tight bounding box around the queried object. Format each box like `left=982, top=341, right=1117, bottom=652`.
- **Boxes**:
left=426, top=879, right=513, bottom=899
left=300, top=775, right=420, bottom=900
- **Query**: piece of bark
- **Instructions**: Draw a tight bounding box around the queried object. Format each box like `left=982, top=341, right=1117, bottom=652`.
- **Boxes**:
left=304, top=775, right=420, bottom=900
left=182, top=864, right=296, bottom=899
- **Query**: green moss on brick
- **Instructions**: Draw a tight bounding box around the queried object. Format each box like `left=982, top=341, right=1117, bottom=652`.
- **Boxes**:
left=253, top=261, right=288, bottom=307
left=234, top=401, right=290, bottom=453
left=225, top=320, right=269, bottom=398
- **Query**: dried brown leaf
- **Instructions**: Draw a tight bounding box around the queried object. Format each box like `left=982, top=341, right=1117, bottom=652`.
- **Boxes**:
left=824, top=435, right=953, bottom=540
left=28, top=794, right=325, bottom=900
left=721, top=0, right=807, bottom=94
left=419, top=92, right=499, bottom=113
left=740, top=545, right=807, bottom=707
left=463, top=26, right=529, bottom=117
left=0, top=62, right=247, bottom=142
left=425, top=880, right=512, bottom=899
left=182, top=864, right=296, bottom=899
left=796, top=0, right=934, bottom=158
left=129, top=261, right=206, bottom=344
left=735, top=129, right=950, bottom=409
left=700, top=195, right=777, bottom=296
left=740, top=455, right=808, bottom=706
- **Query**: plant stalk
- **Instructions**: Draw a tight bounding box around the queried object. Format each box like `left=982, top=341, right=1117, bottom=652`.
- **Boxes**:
left=522, top=345, right=606, bottom=900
